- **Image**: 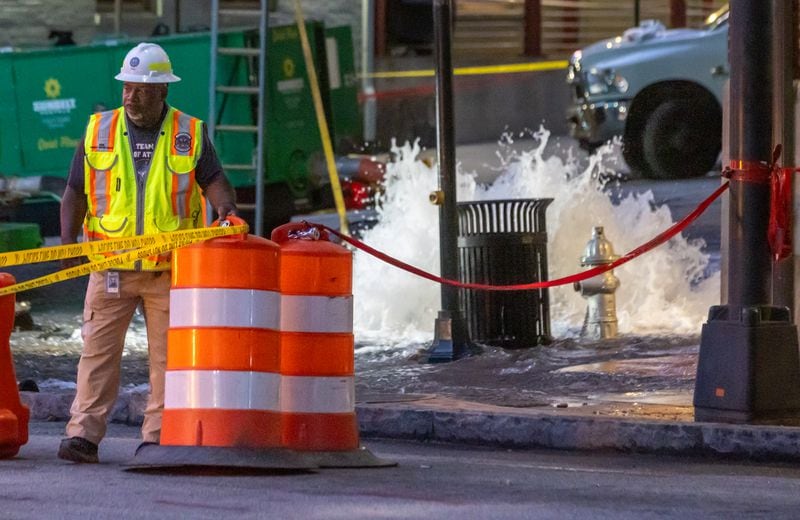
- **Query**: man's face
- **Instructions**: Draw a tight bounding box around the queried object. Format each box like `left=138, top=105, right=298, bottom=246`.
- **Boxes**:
left=122, top=82, right=166, bottom=127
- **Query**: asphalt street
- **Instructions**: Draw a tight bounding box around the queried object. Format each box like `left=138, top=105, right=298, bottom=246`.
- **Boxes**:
left=1, top=423, right=799, bottom=519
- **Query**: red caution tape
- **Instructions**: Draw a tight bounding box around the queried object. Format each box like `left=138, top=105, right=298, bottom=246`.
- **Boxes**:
left=726, top=146, right=796, bottom=262
left=769, top=166, right=794, bottom=262
left=307, top=180, right=730, bottom=291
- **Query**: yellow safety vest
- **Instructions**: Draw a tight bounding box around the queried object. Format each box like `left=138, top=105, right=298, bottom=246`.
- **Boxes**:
left=83, top=106, right=205, bottom=271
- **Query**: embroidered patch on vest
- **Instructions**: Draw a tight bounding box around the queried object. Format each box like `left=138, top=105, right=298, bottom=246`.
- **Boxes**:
left=174, top=132, right=192, bottom=153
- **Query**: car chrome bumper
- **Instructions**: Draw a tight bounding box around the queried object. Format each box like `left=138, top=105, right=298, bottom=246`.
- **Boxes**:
left=567, top=100, right=629, bottom=148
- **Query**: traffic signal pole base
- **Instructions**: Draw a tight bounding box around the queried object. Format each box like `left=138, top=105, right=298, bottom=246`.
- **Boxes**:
left=422, top=310, right=471, bottom=363
left=693, top=305, right=800, bottom=423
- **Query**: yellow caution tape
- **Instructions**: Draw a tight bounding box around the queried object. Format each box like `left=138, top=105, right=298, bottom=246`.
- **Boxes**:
left=0, top=224, right=248, bottom=296
left=364, top=60, right=569, bottom=79
left=293, top=0, right=350, bottom=237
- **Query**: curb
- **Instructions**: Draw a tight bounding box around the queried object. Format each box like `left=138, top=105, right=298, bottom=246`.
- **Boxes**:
left=20, top=390, right=800, bottom=461
left=357, top=403, right=800, bottom=461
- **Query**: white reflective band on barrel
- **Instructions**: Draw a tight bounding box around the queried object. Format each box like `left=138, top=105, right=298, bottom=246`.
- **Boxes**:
left=170, top=288, right=280, bottom=329
left=280, top=294, right=353, bottom=333
left=280, top=375, right=355, bottom=413
left=164, top=370, right=280, bottom=411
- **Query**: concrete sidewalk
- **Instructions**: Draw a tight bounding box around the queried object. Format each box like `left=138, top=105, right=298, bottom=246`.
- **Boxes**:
left=17, top=388, right=800, bottom=462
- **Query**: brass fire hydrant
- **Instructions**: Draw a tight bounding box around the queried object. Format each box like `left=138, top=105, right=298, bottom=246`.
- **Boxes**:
left=573, top=226, right=620, bottom=339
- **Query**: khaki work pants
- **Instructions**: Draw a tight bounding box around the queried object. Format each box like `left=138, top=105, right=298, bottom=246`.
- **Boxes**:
left=66, top=270, right=171, bottom=445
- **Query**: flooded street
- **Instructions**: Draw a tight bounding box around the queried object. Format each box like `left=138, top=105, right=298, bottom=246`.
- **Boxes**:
left=354, top=334, right=698, bottom=407
left=9, top=296, right=699, bottom=408
left=7, top=132, right=716, bottom=409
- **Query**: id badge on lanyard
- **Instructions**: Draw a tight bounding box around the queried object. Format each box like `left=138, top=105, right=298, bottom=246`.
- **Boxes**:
left=106, top=271, right=120, bottom=296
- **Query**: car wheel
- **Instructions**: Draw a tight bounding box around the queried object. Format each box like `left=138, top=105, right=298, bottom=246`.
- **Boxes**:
left=639, top=96, right=721, bottom=179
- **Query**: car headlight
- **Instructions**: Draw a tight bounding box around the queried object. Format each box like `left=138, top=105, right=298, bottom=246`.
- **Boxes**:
left=586, top=68, right=629, bottom=95
left=567, top=51, right=582, bottom=84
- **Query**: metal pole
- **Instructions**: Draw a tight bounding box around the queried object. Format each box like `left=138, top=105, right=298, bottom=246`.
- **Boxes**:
left=669, top=0, right=686, bottom=28
left=208, top=0, right=219, bottom=134
left=114, top=0, right=122, bottom=35
left=693, top=0, right=800, bottom=423
left=206, top=0, right=220, bottom=226
left=634, top=0, right=640, bottom=26
left=254, top=0, right=268, bottom=237
left=523, top=0, right=541, bottom=57
left=361, top=0, right=377, bottom=143
left=727, top=1, right=773, bottom=306
left=425, top=0, right=468, bottom=362
left=434, top=0, right=457, bottom=303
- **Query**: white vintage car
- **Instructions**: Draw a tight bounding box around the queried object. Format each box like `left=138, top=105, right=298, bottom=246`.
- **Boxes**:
left=567, top=5, right=729, bottom=179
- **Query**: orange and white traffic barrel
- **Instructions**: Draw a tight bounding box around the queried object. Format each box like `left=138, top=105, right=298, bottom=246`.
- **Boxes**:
left=271, top=222, right=392, bottom=467
left=161, top=217, right=282, bottom=449
left=130, top=218, right=315, bottom=470
left=129, top=219, right=390, bottom=470
left=0, top=273, right=28, bottom=459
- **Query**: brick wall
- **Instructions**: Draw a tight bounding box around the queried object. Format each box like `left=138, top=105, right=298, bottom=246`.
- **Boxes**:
left=0, top=0, right=96, bottom=48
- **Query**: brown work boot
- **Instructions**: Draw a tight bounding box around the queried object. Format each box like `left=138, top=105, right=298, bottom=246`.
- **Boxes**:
left=57, top=437, right=99, bottom=463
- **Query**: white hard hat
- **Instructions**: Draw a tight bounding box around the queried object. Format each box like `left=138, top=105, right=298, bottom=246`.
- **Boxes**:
left=115, top=42, right=181, bottom=83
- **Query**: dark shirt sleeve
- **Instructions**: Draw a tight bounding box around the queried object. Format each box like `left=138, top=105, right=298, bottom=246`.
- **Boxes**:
left=66, top=138, right=85, bottom=193
left=195, top=123, right=225, bottom=190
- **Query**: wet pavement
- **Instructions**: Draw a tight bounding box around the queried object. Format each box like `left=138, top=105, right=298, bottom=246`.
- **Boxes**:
left=12, top=261, right=800, bottom=462
left=6, top=255, right=700, bottom=411
left=354, top=334, right=698, bottom=409
left=8, top=270, right=699, bottom=410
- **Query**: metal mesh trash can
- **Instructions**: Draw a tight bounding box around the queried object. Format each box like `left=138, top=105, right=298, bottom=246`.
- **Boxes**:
left=457, top=199, right=553, bottom=348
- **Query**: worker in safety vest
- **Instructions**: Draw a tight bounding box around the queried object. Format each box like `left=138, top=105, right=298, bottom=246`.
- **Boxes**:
left=57, top=42, right=238, bottom=463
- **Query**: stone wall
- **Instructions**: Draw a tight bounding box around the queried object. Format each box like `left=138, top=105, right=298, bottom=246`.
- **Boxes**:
left=0, top=0, right=96, bottom=48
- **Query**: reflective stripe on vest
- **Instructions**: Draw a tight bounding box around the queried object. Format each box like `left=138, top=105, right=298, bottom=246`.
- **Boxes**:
left=171, top=109, right=198, bottom=157
left=91, top=109, right=120, bottom=153
left=87, top=109, right=122, bottom=216
left=170, top=110, right=199, bottom=219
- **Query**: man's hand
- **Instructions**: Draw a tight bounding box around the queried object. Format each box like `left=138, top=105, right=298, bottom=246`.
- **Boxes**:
left=204, top=175, right=238, bottom=222
left=216, top=203, right=237, bottom=220
left=60, top=186, right=88, bottom=270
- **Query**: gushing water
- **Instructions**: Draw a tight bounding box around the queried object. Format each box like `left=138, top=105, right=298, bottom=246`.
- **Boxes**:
left=352, top=128, right=720, bottom=344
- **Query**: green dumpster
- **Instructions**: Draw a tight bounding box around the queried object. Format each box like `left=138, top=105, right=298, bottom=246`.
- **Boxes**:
left=0, top=21, right=361, bottom=230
